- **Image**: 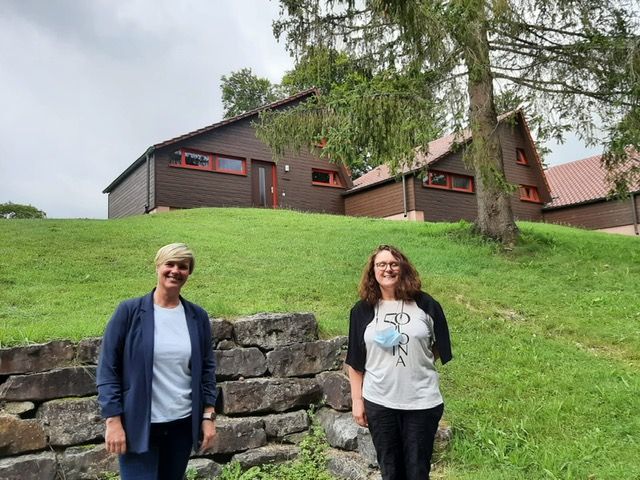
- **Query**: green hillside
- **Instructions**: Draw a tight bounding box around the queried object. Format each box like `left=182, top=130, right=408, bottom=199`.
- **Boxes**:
left=1, top=208, right=639, bottom=479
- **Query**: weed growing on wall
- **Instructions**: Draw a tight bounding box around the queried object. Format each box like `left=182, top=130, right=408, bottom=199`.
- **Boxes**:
left=219, top=423, right=335, bottom=480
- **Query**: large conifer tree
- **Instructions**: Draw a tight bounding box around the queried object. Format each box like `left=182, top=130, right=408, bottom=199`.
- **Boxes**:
left=256, top=0, right=639, bottom=244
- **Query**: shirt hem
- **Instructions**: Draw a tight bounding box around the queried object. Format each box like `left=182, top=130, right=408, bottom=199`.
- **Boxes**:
left=363, top=394, right=443, bottom=411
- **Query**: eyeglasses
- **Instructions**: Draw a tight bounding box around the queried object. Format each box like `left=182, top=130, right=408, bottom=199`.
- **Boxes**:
left=374, top=261, right=400, bottom=270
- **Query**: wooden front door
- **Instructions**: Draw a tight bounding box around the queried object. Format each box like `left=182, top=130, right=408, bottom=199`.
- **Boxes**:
left=251, top=161, right=276, bottom=208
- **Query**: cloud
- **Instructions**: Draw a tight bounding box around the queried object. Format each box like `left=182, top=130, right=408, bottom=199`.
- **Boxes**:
left=0, top=1, right=292, bottom=218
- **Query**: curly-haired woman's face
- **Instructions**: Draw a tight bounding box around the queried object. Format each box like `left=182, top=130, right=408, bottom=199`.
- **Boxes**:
left=373, top=250, right=401, bottom=295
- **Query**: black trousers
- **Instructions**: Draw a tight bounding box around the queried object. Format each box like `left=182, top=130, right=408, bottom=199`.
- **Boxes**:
left=364, top=399, right=444, bottom=480
left=119, top=416, right=193, bottom=480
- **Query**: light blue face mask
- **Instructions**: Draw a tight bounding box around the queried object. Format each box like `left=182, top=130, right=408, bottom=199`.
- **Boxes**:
left=374, top=327, right=402, bottom=348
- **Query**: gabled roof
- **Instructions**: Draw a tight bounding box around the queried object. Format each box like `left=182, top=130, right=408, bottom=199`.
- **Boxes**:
left=349, top=130, right=466, bottom=191
left=347, top=110, right=550, bottom=196
left=103, top=89, right=317, bottom=193
left=544, top=153, right=640, bottom=209
left=153, top=88, right=317, bottom=149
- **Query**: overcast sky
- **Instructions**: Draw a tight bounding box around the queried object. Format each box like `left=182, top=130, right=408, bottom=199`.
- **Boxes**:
left=0, top=0, right=601, bottom=219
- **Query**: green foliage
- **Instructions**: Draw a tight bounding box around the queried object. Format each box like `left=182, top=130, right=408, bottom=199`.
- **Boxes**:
left=99, top=472, right=120, bottom=480
left=219, top=463, right=263, bottom=480
left=221, top=68, right=283, bottom=118
left=281, top=46, right=358, bottom=94
left=270, top=0, right=640, bottom=242
left=185, top=467, right=199, bottom=480
left=603, top=106, right=640, bottom=198
left=218, top=423, right=334, bottom=479
left=0, top=202, right=46, bottom=219
left=257, top=69, right=445, bottom=175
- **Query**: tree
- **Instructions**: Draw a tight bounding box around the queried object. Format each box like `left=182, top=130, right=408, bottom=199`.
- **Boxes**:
left=278, top=46, right=446, bottom=176
left=280, top=45, right=357, bottom=94
left=257, top=0, right=639, bottom=245
left=220, top=68, right=283, bottom=118
left=0, top=202, right=46, bottom=219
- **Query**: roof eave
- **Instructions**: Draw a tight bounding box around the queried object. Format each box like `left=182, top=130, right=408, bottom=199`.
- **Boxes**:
left=102, top=146, right=154, bottom=194
left=543, top=189, right=640, bottom=210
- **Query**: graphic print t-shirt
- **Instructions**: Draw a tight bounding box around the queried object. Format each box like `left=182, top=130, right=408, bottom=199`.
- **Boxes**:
left=362, top=300, right=443, bottom=409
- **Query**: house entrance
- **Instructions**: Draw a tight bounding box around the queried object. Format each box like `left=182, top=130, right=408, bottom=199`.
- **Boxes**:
left=251, top=161, right=276, bottom=208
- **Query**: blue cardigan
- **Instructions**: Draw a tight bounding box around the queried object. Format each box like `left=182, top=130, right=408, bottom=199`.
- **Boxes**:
left=96, top=290, right=217, bottom=453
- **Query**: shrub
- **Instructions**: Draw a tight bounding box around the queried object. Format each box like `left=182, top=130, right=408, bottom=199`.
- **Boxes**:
left=0, top=202, right=46, bottom=219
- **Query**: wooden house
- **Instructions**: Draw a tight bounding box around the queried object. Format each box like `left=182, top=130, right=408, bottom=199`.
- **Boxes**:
left=542, top=155, right=640, bottom=235
left=103, top=90, right=352, bottom=218
left=343, top=110, right=552, bottom=223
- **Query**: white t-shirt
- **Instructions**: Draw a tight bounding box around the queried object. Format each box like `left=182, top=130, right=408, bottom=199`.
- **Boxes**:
left=362, top=299, right=443, bottom=409
left=151, top=302, right=192, bottom=422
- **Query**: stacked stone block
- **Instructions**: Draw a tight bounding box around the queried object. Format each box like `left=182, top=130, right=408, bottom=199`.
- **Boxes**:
left=0, top=313, right=355, bottom=479
left=0, top=313, right=453, bottom=480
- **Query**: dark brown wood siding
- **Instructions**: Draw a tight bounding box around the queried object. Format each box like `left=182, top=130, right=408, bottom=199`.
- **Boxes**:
left=543, top=197, right=637, bottom=230
left=345, top=180, right=405, bottom=217
left=498, top=122, right=548, bottom=220
left=108, top=161, right=148, bottom=218
left=149, top=155, right=156, bottom=211
left=153, top=117, right=345, bottom=214
left=411, top=122, right=546, bottom=222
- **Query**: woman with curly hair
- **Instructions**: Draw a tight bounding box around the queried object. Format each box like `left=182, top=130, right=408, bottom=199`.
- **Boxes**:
left=346, top=244, right=452, bottom=480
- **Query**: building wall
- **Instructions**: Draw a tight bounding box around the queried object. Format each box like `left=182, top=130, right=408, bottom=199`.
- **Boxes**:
left=149, top=154, right=156, bottom=211
left=153, top=117, right=346, bottom=215
left=543, top=196, right=638, bottom=231
left=598, top=224, right=638, bottom=236
left=411, top=122, right=546, bottom=223
left=107, top=161, right=148, bottom=219
left=499, top=122, right=548, bottom=220
left=344, top=180, right=405, bottom=218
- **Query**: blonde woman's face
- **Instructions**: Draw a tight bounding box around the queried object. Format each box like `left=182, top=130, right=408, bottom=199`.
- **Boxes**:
left=156, top=259, right=191, bottom=292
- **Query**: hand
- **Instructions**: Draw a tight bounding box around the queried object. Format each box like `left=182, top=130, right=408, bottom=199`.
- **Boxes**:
left=105, top=416, right=127, bottom=454
left=352, top=398, right=368, bottom=427
left=199, top=419, right=217, bottom=453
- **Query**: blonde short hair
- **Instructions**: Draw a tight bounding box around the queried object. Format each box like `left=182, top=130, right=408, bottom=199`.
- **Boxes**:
left=154, top=243, right=195, bottom=274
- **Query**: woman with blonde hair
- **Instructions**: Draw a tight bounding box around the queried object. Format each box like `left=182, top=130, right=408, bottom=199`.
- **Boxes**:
left=346, top=244, right=452, bottom=480
left=97, top=243, right=217, bottom=480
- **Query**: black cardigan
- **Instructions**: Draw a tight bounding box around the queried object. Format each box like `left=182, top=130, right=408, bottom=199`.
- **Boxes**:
left=345, top=291, right=453, bottom=373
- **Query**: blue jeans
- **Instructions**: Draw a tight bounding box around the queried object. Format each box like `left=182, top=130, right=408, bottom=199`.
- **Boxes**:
left=364, top=399, right=444, bottom=480
left=119, top=416, right=193, bottom=480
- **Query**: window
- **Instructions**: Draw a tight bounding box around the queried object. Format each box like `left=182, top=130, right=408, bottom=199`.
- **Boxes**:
left=312, top=169, right=342, bottom=187
left=216, top=156, right=246, bottom=174
left=519, top=185, right=541, bottom=202
left=424, top=171, right=474, bottom=193
left=516, top=148, right=529, bottom=165
left=171, top=149, right=212, bottom=170
left=170, top=149, right=246, bottom=175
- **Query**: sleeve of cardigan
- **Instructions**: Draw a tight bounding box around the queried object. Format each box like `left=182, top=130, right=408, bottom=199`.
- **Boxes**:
left=199, top=307, right=217, bottom=407
left=429, top=297, right=453, bottom=365
left=345, top=303, right=367, bottom=373
left=96, top=301, right=129, bottom=418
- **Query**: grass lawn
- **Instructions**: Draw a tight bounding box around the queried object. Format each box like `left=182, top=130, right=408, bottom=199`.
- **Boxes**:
left=1, top=208, right=639, bottom=478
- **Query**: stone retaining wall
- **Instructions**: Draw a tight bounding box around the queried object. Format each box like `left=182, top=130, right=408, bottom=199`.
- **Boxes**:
left=0, top=313, right=450, bottom=480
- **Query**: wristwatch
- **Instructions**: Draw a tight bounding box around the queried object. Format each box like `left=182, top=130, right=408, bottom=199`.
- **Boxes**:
left=202, top=411, right=217, bottom=421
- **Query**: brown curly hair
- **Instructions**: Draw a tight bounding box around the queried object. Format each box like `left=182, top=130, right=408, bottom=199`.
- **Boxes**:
left=358, top=245, right=422, bottom=305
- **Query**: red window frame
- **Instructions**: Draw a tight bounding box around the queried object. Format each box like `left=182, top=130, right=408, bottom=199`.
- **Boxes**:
left=519, top=184, right=541, bottom=203
left=424, top=171, right=474, bottom=193
left=516, top=148, right=529, bottom=165
left=170, top=148, right=247, bottom=176
left=215, top=155, right=247, bottom=175
left=171, top=148, right=212, bottom=171
left=312, top=168, right=343, bottom=187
